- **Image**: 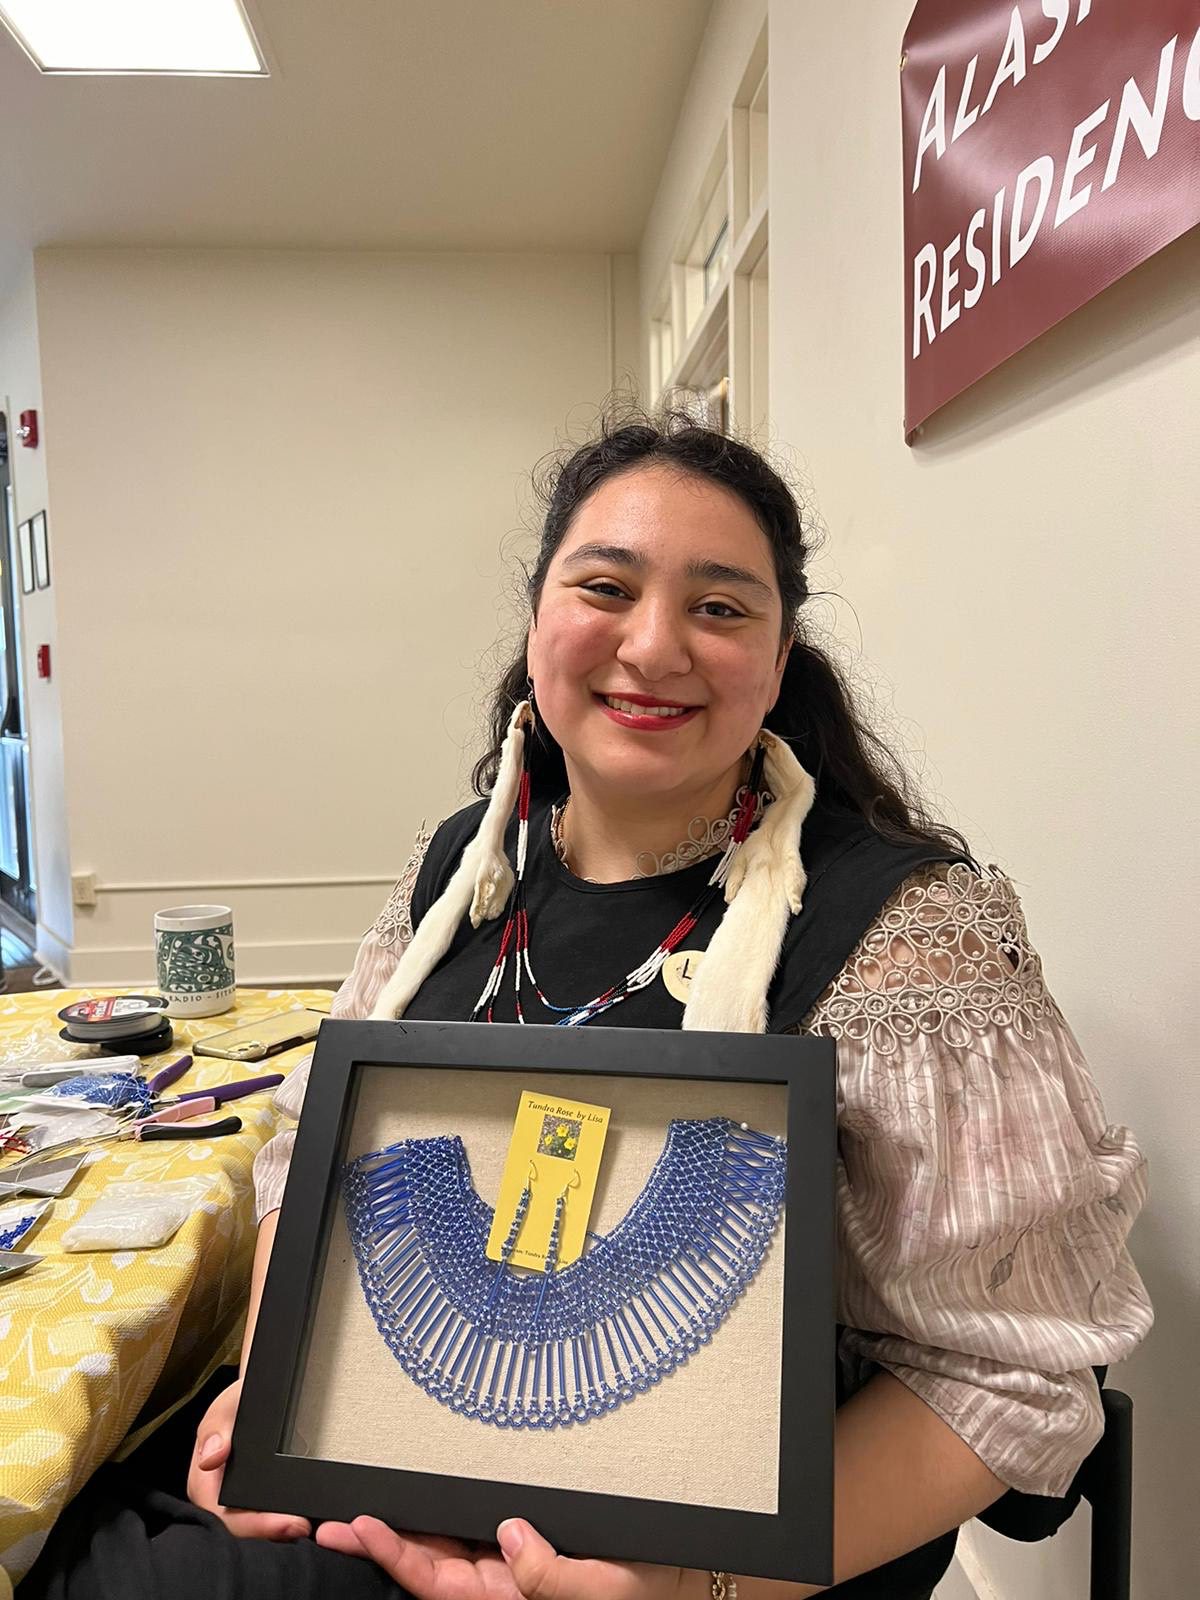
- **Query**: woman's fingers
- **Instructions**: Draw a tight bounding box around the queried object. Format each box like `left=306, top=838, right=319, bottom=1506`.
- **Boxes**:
left=190, top=1378, right=238, bottom=1486
left=346, top=1519, right=506, bottom=1599
left=315, top=1520, right=371, bottom=1557
left=497, top=1518, right=619, bottom=1600
left=317, top=1519, right=475, bottom=1566
left=318, top=1510, right=682, bottom=1600
left=349, top=1519, right=433, bottom=1588
left=188, top=1438, right=310, bottom=1540
left=186, top=1448, right=224, bottom=1515
left=191, top=1461, right=309, bottom=1538
left=195, top=1431, right=230, bottom=1470
left=183, top=1376, right=309, bottom=1541
left=495, top=1521, right=675, bottom=1600
left=220, top=1508, right=312, bottom=1542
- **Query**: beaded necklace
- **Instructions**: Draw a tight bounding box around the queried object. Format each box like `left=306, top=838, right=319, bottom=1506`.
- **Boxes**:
left=471, top=737, right=767, bottom=1027
left=344, top=1117, right=785, bottom=1429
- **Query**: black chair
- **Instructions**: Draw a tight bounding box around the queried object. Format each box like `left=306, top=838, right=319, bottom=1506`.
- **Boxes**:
left=975, top=1385, right=1133, bottom=1600
left=1079, top=1387, right=1134, bottom=1600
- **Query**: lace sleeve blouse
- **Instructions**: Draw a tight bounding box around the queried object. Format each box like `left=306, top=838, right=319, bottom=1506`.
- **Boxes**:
left=251, top=835, right=1152, bottom=1499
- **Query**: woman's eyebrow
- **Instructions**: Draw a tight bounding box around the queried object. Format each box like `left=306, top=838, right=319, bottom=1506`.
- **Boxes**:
left=686, top=559, right=774, bottom=598
left=560, top=542, right=640, bottom=569
left=561, top=543, right=773, bottom=598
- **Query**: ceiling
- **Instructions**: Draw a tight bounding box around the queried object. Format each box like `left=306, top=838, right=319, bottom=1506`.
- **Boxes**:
left=0, top=0, right=712, bottom=297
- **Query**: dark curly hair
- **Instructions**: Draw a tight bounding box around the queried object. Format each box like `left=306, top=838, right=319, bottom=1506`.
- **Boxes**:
left=473, top=405, right=969, bottom=858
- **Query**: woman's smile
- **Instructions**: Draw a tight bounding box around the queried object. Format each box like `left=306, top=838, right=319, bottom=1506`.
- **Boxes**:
left=595, top=691, right=702, bottom=731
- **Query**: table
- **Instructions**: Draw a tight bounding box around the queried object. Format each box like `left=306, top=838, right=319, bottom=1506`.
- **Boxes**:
left=0, top=986, right=332, bottom=1592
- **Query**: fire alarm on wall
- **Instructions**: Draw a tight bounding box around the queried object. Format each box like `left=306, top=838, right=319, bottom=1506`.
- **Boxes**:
left=36, top=645, right=51, bottom=680
left=17, top=410, right=38, bottom=448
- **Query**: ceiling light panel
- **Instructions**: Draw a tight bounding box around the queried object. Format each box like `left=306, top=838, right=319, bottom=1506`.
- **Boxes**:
left=0, top=0, right=266, bottom=75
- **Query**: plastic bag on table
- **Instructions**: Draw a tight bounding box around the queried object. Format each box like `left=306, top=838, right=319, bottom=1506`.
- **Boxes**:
left=12, top=1105, right=118, bottom=1151
left=61, top=1177, right=218, bottom=1251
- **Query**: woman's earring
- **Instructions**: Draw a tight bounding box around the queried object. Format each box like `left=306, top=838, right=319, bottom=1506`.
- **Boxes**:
left=750, top=733, right=770, bottom=797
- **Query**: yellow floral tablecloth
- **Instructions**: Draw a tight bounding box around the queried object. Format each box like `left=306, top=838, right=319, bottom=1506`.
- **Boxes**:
left=0, top=986, right=332, bottom=1591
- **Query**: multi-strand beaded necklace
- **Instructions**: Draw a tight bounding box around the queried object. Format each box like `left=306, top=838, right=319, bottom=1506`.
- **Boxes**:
left=470, top=737, right=768, bottom=1027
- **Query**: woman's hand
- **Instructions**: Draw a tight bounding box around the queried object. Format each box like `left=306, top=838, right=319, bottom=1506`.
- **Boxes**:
left=187, top=1375, right=312, bottom=1541
left=316, top=1514, right=696, bottom=1600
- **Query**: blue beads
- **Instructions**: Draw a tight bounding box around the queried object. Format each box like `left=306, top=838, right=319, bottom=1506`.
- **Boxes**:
left=44, top=1072, right=151, bottom=1112
left=342, top=1117, right=785, bottom=1430
left=0, top=1214, right=39, bottom=1251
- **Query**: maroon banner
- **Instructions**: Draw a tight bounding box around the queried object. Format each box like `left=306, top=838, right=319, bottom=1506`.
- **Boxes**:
left=902, top=0, right=1200, bottom=437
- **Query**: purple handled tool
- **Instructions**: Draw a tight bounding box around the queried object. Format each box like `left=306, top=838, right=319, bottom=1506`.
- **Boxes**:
left=127, top=1063, right=282, bottom=1122
left=146, top=1055, right=194, bottom=1096
left=174, top=1073, right=283, bottom=1106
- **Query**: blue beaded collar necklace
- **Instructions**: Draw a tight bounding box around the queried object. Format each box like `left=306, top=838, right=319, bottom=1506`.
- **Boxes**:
left=343, top=1117, right=785, bottom=1429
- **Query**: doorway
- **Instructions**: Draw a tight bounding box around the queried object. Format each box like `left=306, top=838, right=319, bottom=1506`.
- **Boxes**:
left=0, top=410, right=37, bottom=934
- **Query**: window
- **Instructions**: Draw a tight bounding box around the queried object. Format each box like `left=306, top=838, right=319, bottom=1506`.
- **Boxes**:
left=648, top=21, right=769, bottom=441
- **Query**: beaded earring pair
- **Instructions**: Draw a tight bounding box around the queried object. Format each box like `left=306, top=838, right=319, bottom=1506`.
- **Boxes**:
left=487, top=1159, right=581, bottom=1310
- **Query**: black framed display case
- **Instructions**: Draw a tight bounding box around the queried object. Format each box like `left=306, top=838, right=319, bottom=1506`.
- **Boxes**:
left=226, top=1018, right=836, bottom=1584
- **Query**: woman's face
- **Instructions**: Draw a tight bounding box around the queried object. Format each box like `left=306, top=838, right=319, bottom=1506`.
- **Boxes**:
left=526, top=464, right=789, bottom=807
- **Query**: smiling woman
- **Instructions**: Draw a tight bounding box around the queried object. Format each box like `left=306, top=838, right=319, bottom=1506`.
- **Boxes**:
left=22, top=408, right=1152, bottom=1600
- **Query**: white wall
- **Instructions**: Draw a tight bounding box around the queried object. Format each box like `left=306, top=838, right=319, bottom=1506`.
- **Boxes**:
left=0, top=260, right=74, bottom=967
left=641, top=3, right=1198, bottom=1595
left=30, top=246, right=619, bottom=983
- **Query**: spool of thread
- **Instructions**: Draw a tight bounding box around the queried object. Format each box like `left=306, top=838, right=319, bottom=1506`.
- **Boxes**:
left=57, top=996, right=169, bottom=1043
left=58, top=1018, right=175, bottom=1056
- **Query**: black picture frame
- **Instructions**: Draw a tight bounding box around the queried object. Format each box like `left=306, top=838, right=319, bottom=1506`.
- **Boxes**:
left=226, top=1019, right=836, bottom=1585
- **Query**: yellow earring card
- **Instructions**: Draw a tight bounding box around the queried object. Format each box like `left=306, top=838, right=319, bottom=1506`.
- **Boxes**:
left=485, top=1090, right=611, bottom=1271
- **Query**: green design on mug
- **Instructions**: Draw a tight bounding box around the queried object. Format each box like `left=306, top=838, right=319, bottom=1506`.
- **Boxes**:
left=156, top=923, right=235, bottom=994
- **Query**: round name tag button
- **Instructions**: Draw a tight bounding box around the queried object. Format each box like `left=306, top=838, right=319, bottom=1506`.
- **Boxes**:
left=662, top=950, right=705, bottom=1004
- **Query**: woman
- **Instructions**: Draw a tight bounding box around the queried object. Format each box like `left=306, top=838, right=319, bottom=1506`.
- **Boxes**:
left=27, top=413, right=1151, bottom=1599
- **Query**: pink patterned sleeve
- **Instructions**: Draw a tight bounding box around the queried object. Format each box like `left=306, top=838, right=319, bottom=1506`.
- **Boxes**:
left=801, top=862, right=1153, bottom=1496
left=252, top=823, right=435, bottom=1221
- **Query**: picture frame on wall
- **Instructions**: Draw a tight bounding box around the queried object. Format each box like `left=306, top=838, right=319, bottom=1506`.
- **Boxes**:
left=224, top=1018, right=837, bottom=1585
left=16, top=518, right=34, bottom=595
left=31, top=511, right=49, bottom=590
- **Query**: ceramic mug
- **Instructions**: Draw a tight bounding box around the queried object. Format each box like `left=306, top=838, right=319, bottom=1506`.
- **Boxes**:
left=154, top=904, right=236, bottom=1018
